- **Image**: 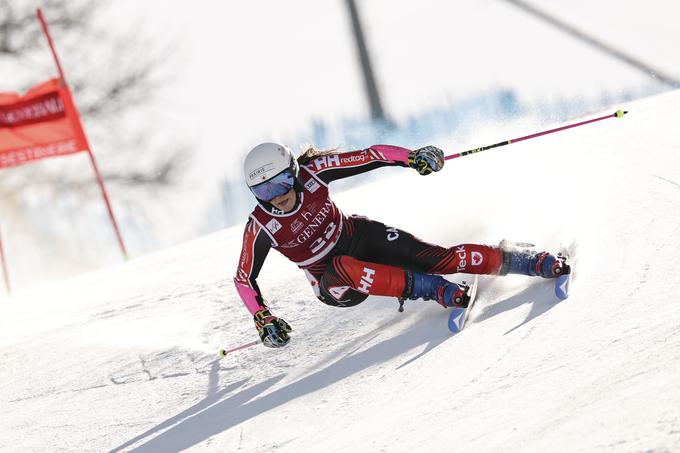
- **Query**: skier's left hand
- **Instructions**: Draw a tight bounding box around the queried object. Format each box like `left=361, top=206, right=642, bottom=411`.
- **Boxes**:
left=408, top=145, right=445, bottom=175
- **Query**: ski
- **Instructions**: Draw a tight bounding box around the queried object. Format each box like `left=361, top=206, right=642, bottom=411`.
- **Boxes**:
left=448, top=275, right=479, bottom=334
left=554, top=248, right=573, bottom=300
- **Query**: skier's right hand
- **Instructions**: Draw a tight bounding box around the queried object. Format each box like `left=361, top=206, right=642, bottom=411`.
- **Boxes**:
left=254, top=308, right=292, bottom=348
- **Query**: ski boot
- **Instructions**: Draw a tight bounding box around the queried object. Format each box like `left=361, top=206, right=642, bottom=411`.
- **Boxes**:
left=499, top=245, right=570, bottom=278
left=402, top=271, right=472, bottom=308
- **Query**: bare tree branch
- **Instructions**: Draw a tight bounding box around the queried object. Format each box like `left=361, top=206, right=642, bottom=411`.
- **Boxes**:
left=0, top=1, right=189, bottom=269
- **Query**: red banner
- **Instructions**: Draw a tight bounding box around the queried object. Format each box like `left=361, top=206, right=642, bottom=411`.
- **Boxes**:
left=0, top=78, right=89, bottom=169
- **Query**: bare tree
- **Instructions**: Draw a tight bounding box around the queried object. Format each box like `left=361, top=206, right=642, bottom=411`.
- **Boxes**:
left=0, top=1, right=188, bottom=281
left=1, top=0, right=186, bottom=192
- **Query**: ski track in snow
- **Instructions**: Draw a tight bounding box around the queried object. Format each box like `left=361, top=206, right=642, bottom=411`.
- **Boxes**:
left=2, top=93, right=680, bottom=452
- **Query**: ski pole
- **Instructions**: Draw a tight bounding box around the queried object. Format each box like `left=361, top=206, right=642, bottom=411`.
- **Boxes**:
left=219, top=340, right=259, bottom=358
left=445, top=109, right=628, bottom=161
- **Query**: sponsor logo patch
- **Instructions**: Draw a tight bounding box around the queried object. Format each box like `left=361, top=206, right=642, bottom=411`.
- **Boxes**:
left=386, top=227, right=400, bottom=241
left=291, top=219, right=304, bottom=233
left=266, top=218, right=282, bottom=234
left=357, top=267, right=376, bottom=294
left=471, top=251, right=484, bottom=266
left=340, top=151, right=370, bottom=165
left=248, top=163, right=274, bottom=182
left=281, top=240, right=298, bottom=249
left=312, top=155, right=340, bottom=170
left=329, top=285, right=351, bottom=301
left=456, top=245, right=467, bottom=272
left=296, top=201, right=334, bottom=244
left=304, top=178, right=321, bottom=193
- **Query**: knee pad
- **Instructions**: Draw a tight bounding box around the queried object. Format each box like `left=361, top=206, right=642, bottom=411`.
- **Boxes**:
left=318, top=284, right=368, bottom=307
left=318, top=256, right=368, bottom=307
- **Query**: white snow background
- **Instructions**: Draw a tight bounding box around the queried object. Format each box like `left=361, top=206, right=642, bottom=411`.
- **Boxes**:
left=1, top=91, right=680, bottom=451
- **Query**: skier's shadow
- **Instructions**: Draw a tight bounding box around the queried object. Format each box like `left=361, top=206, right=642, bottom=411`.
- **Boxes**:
left=109, top=313, right=450, bottom=453
left=473, top=279, right=561, bottom=335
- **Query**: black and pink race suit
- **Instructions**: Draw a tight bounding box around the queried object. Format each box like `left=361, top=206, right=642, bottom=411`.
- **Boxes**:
left=234, top=145, right=504, bottom=314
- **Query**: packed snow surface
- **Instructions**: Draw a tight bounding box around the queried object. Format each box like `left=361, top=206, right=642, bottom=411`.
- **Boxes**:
left=2, top=91, right=680, bottom=452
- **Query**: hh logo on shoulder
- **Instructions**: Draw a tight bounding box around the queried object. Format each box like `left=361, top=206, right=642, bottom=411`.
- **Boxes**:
left=266, top=218, right=282, bottom=234
left=304, top=178, right=321, bottom=193
left=312, top=155, right=340, bottom=171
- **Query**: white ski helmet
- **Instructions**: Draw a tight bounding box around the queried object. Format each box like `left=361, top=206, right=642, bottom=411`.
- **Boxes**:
left=243, top=142, right=299, bottom=200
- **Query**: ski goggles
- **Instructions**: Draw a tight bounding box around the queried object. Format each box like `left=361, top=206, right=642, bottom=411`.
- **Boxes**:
left=250, top=168, right=296, bottom=201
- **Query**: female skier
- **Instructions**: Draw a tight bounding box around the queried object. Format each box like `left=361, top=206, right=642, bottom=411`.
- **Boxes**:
left=235, top=143, right=567, bottom=348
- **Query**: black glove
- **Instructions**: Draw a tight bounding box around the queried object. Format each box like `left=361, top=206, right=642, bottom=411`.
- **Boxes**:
left=254, top=308, right=292, bottom=348
left=408, top=145, right=445, bottom=175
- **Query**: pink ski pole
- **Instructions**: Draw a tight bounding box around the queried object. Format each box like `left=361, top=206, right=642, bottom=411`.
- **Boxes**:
left=445, top=110, right=628, bottom=161
left=219, top=340, right=259, bottom=358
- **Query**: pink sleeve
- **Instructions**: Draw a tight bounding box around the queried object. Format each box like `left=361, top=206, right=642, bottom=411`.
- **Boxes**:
left=234, top=219, right=267, bottom=316
left=234, top=280, right=263, bottom=315
left=370, top=144, right=411, bottom=165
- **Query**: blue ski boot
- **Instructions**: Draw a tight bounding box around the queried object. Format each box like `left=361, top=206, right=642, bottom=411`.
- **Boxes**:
left=402, top=271, right=471, bottom=308
left=499, top=247, right=569, bottom=278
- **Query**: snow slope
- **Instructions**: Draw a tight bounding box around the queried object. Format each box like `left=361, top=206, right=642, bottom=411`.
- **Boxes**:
left=2, top=91, right=680, bottom=452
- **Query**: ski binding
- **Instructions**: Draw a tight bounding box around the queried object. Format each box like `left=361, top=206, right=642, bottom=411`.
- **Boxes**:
left=448, top=275, right=479, bottom=334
